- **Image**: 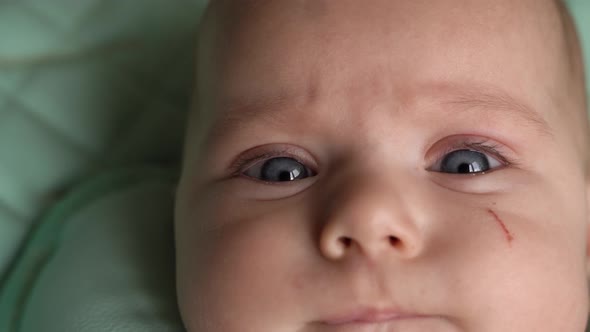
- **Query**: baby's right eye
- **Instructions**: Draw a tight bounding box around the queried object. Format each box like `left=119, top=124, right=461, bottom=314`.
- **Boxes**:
left=242, top=157, right=317, bottom=183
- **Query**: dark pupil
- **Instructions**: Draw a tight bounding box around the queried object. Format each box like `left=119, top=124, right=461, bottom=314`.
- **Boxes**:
left=261, top=157, right=308, bottom=181
left=441, top=150, right=490, bottom=174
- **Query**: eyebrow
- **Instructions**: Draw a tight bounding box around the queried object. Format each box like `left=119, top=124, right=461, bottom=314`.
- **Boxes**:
left=441, top=86, right=554, bottom=139
left=207, top=83, right=554, bottom=141
left=207, top=92, right=298, bottom=139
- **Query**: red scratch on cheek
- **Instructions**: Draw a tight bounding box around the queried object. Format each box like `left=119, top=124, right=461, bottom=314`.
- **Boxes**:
left=487, top=209, right=514, bottom=245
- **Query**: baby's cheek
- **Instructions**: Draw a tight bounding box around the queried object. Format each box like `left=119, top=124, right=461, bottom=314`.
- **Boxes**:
left=428, top=192, right=586, bottom=330
left=176, top=203, right=308, bottom=332
left=475, top=207, right=587, bottom=330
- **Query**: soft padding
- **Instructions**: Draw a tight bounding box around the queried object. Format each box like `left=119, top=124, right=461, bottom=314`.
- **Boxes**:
left=0, top=0, right=207, bottom=278
left=0, top=166, right=183, bottom=332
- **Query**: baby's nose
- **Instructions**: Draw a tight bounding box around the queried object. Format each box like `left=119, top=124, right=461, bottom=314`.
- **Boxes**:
left=317, top=173, right=424, bottom=265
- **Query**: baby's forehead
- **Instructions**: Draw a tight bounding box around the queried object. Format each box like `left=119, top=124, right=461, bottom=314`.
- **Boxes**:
left=194, top=0, right=587, bottom=161
left=201, top=0, right=571, bottom=103
left=203, top=1, right=571, bottom=83
left=205, top=0, right=567, bottom=41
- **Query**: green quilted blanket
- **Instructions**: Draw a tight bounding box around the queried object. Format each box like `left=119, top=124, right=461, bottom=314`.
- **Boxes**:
left=0, top=0, right=207, bottom=278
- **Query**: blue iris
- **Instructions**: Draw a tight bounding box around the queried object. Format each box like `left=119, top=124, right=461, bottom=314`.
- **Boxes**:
left=441, top=150, right=490, bottom=174
left=260, top=157, right=310, bottom=181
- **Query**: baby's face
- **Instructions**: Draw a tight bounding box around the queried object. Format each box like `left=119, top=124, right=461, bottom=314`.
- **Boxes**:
left=175, top=0, right=590, bottom=331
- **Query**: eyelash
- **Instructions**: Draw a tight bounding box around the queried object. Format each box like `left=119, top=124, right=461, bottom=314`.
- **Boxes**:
left=430, top=139, right=519, bottom=170
left=228, top=147, right=309, bottom=177
left=228, top=139, right=518, bottom=177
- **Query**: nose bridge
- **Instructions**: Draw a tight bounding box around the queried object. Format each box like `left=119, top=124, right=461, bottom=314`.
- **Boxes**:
left=318, top=170, right=424, bottom=264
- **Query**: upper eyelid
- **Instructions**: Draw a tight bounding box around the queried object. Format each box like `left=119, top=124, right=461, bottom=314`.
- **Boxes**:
left=432, top=142, right=511, bottom=166
left=228, top=145, right=317, bottom=176
left=467, top=143, right=513, bottom=165
left=423, top=134, right=519, bottom=167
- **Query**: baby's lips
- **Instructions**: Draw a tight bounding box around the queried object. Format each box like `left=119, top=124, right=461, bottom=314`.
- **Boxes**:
left=319, top=305, right=434, bottom=325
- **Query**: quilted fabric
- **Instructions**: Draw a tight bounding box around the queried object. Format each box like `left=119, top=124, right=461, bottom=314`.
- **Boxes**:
left=0, top=166, right=183, bottom=332
left=0, top=0, right=207, bottom=278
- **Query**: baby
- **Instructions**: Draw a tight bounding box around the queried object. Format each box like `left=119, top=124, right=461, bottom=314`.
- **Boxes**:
left=174, top=0, right=590, bottom=331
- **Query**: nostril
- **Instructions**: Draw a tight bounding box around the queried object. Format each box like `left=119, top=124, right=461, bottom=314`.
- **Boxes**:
left=389, top=236, right=400, bottom=247
left=340, top=237, right=352, bottom=247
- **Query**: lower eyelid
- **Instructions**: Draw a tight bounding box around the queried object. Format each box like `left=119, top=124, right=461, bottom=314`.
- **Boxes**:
left=232, top=173, right=319, bottom=200
left=428, top=170, right=516, bottom=194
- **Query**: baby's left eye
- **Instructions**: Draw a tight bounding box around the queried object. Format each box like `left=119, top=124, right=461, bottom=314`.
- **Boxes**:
left=432, top=149, right=503, bottom=174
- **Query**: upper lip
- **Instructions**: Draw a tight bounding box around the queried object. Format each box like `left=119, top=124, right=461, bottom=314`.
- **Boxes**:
left=322, top=306, right=430, bottom=325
